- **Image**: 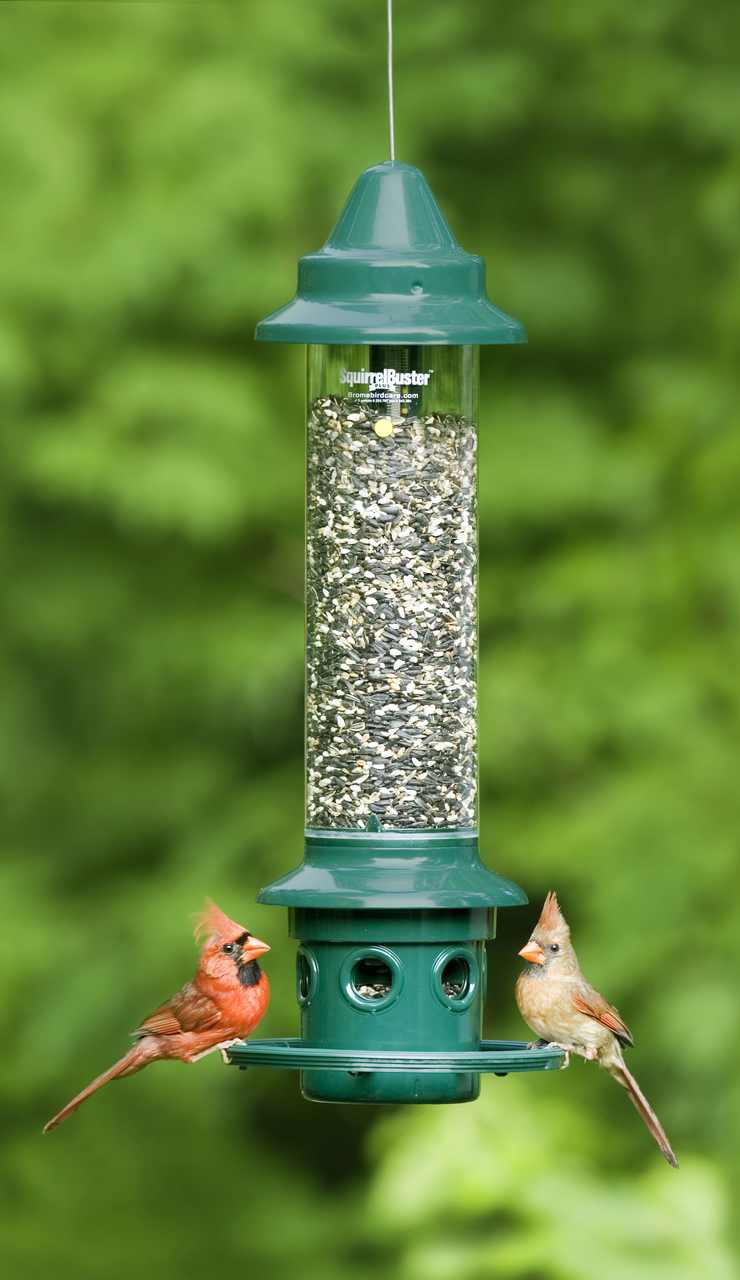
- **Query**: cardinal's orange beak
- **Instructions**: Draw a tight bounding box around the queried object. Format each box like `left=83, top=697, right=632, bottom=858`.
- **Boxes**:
left=244, top=936, right=270, bottom=959
left=518, top=940, right=545, bottom=965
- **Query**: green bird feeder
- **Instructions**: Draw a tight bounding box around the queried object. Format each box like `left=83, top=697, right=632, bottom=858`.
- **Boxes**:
left=226, top=160, right=563, bottom=1100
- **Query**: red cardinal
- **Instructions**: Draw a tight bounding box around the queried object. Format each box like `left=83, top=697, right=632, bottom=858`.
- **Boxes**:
left=44, top=900, right=270, bottom=1133
left=516, top=892, right=678, bottom=1168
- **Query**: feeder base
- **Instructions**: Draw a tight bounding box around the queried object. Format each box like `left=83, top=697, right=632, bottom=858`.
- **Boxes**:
left=301, top=1069, right=479, bottom=1104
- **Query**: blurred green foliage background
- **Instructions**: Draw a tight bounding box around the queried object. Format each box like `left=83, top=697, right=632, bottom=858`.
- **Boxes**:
left=1, top=1, right=739, bottom=1276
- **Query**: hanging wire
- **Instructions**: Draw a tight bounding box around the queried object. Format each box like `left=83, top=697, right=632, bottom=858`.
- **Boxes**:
left=387, top=0, right=395, bottom=160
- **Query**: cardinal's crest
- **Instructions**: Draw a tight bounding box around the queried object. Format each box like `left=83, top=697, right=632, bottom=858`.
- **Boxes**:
left=538, top=891, right=569, bottom=936
left=194, top=898, right=247, bottom=945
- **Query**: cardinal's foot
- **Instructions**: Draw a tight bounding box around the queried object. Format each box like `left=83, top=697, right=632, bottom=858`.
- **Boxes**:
left=217, top=1039, right=245, bottom=1064
left=525, top=1038, right=549, bottom=1050
left=542, top=1041, right=597, bottom=1067
left=537, top=1041, right=573, bottom=1068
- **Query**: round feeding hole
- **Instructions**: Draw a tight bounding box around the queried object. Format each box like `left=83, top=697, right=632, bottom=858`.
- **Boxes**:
left=431, top=946, right=478, bottom=1011
left=298, top=953, right=311, bottom=999
left=441, top=956, right=470, bottom=1001
left=296, top=946, right=319, bottom=1008
left=339, top=946, right=405, bottom=1012
left=352, top=956, right=393, bottom=1000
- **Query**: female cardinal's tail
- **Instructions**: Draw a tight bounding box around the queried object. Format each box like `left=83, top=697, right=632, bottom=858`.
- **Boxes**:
left=608, top=1054, right=679, bottom=1168
left=43, top=1040, right=157, bottom=1133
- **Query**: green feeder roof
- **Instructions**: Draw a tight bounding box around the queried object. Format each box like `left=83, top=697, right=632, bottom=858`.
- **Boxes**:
left=255, top=161, right=526, bottom=346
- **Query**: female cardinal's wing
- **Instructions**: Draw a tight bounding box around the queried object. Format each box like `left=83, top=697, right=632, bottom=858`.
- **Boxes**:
left=133, top=982, right=223, bottom=1038
left=572, top=985, right=634, bottom=1048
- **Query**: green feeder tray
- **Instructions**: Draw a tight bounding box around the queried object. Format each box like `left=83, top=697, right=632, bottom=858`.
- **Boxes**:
left=226, top=1039, right=564, bottom=1104
left=236, top=160, right=541, bottom=1104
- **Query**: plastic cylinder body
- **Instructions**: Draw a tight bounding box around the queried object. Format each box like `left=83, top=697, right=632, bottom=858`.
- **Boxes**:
left=306, top=343, right=478, bottom=833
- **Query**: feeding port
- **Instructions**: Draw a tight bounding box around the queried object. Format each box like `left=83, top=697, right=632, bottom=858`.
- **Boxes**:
left=352, top=955, right=393, bottom=999
left=441, top=955, right=469, bottom=999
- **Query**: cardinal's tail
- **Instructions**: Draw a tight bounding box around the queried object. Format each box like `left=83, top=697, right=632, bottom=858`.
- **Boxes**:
left=43, top=1040, right=155, bottom=1133
left=608, top=1055, right=679, bottom=1168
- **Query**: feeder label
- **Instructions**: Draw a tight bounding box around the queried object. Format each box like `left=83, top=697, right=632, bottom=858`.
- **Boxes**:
left=340, top=367, right=433, bottom=405
left=339, top=368, right=433, bottom=387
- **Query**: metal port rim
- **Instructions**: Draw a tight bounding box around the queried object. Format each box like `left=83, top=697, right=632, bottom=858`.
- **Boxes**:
left=225, top=1038, right=564, bottom=1073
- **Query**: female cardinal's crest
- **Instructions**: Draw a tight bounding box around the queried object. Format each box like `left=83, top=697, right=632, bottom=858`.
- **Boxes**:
left=194, top=898, right=246, bottom=946
left=538, top=891, right=569, bottom=936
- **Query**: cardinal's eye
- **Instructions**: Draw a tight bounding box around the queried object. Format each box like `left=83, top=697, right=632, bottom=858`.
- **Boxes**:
left=222, top=942, right=235, bottom=955
left=550, top=944, right=560, bottom=952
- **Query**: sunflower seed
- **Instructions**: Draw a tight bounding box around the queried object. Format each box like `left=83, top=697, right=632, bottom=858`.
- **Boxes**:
left=306, top=397, right=477, bottom=831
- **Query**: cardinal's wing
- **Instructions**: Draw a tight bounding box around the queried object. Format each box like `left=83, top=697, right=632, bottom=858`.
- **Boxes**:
left=133, top=983, right=223, bottom=1038
left=571, top=985, right=634, bottom=1048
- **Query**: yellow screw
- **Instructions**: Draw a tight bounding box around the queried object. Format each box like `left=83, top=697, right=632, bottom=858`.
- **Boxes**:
left=374, top=418, right=393, bottom=438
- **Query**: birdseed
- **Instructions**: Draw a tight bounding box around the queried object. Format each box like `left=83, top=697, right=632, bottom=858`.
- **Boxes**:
left=306, top=395, right=477, bottom=830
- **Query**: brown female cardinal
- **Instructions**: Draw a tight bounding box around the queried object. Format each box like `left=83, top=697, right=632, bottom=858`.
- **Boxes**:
left=44, top=900, right=270, bottom=1133
left=516, top=892, right=678, bottom=1168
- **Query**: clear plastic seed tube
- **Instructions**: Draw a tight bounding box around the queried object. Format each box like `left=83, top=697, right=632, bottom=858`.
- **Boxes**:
left=306, top=344, right=479, bottom=831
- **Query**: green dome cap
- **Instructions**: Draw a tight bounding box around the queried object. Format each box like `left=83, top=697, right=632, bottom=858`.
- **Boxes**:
left=255, top=161, right=526, bottom=345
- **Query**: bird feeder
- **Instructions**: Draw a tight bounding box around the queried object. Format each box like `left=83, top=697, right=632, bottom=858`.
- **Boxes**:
left=227, top=161, right=563, bottom=1099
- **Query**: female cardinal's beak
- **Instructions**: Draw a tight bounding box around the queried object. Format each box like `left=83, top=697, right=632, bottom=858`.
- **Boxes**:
left=519, top=941, right=546, bottom=965
left=243, top=937, right=270, bottom=959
